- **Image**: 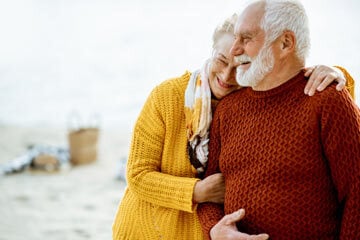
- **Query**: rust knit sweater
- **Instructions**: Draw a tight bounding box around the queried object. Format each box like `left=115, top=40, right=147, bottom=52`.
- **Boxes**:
left=198, top=72, right=360, bottom=240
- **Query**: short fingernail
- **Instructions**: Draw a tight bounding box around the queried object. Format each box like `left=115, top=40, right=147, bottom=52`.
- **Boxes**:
left=238, top=209, right=245, bottom=216
left=259, top=234, right=269, bottom=240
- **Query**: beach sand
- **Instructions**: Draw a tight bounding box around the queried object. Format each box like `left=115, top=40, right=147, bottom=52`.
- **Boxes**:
left=0, top=125, right=130, bottom=240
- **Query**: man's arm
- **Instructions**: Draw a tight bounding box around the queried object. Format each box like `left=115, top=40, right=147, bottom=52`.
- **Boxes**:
left=319, top=88, right=360, bottom=239
left=197, top=105, right=226, bottom=239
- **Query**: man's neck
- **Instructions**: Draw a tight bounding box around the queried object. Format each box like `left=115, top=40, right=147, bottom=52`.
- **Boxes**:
left=253, top=60, right=304, bottom=91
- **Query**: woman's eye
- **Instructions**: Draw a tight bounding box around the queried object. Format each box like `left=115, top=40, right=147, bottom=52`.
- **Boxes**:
left=217, top=59, right=227, bottom=65
left=243, top=38, right=250, bottom=44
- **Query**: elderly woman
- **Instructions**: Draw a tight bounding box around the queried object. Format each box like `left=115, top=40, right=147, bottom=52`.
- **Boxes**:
left=112, top=13, right=354, bottom=240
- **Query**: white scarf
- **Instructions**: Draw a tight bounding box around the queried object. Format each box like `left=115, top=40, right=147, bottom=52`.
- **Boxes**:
left=184, top=60, right=212, bottom=175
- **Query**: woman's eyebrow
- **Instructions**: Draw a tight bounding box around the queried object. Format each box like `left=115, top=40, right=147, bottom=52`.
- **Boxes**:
left=218, top=53, right=228, bottom=60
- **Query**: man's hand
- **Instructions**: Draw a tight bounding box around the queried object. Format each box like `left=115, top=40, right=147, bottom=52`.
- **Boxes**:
left=210, top=209, right=269, bottom=240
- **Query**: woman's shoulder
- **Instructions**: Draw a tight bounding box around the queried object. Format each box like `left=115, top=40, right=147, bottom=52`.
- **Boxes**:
left=156, top=71, right=191, bottom=92
left=150, top=71, right=191, bottom=101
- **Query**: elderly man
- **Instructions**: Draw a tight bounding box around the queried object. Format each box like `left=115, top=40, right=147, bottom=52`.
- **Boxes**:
left=197, top=0, right=360, bottom=239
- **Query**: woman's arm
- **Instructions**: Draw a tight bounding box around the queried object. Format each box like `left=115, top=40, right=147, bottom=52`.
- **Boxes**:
left=126, top=84, right=199, bottom=213
left=334, top=65, right=355, bottom=99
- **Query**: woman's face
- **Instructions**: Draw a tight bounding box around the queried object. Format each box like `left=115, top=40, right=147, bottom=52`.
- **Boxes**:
left=209, top=33, right=241, bottom=100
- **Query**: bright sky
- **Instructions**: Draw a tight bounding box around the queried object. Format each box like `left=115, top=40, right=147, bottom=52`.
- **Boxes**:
left=0, top=0, right=359, bottom=127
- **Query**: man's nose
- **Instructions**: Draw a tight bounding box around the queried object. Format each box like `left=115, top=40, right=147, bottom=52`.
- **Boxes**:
left=230, top=38, right=244, bottom=56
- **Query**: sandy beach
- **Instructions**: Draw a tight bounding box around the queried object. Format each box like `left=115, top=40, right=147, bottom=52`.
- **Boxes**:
left=0, top=125, right=130, bottom=240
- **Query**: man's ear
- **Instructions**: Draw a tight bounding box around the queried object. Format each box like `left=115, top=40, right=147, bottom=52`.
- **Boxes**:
left=280, top=30, right=296, bottom=56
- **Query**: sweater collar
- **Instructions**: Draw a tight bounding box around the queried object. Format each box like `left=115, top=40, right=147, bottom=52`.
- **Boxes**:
left=246, top=70, right=306, bottom=98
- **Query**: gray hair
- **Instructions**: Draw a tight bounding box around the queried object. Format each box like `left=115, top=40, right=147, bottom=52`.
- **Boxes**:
left=212, top=13, right=238, bottom=50
left=259, top=0, right=310, bottom=62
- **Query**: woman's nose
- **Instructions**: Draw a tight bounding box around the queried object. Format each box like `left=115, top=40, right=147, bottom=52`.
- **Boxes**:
left=223, top=67, right=235, bottom=83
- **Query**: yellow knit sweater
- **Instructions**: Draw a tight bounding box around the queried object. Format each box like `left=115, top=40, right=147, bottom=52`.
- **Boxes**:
left=335, top=66, right=355, bottom=99
left=112, top=72, right=204, bottom=239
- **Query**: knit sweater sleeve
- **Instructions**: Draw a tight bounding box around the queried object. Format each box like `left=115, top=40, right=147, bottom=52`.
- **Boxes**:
left=334, top=66, right=355, bottom=100
left=318, top=88, right=360, bottom=239
left=126, top=81, right=199, bottom=213
left=197, top=104, right=225, bottom=240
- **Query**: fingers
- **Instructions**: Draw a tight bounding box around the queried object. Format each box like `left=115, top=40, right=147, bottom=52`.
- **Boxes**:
left=258, top=233, right=270, bottom=240
left=303, top=66, right=315, bottom=77
left=206, top=173, right=224, bottom=182
left=212, top=209, right=270, bottom=240
left=304, top=66, right=318, bottom=95
left=206, top=173, right=225, bottom=191
left=199, top=173, right=225, bottom=204
left=336, top=80, right=346, bottom=91
left=304, top=65, right=345, bottom=96
left=315, top=74, right=337, bottom=92
left=236, top=231, right=269, bottom=240
left=222, top=209, right=246, bottom=225
left=305, top=68, right=324, bottom=96
left=248, top=234, right=269, bottom=240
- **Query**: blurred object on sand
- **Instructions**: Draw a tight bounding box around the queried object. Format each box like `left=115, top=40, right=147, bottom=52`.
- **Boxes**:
left=31, top=154, right=60, bottom=172
left=67, top=113, right=101, bottom=165
left=68, top=127, right=99, bottom=165
left=0, top=145, right=69, bottom=175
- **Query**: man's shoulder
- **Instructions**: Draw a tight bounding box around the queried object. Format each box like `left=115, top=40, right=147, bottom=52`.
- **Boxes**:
left=309, top=83, right=357, bottom=112
left=311, top=83, right=348, bottom=102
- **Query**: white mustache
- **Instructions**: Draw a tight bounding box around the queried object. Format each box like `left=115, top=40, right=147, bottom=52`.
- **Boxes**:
left=235, top=55, right=252, bottom=64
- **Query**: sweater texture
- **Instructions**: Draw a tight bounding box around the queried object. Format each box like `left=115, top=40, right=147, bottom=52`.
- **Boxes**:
left=112, top=72, right=204, bottom=239
left=198, top=72, right=360, bottom=240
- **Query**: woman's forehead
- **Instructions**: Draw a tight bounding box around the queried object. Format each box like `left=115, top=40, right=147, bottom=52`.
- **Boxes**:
left=214, top=34, right=234, bottom=57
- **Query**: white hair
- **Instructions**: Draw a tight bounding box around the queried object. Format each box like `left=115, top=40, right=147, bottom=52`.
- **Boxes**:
left=212, top=13, right=238, bottom=51
left=259, top=0, right=310, bottom=62
left=207, top=14, right=238, bottom=73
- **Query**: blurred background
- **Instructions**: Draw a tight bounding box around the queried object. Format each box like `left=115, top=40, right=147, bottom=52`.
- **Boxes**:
left=0, top=0, right=359, bottom=239
left=0, top=0, right=359, bottom=130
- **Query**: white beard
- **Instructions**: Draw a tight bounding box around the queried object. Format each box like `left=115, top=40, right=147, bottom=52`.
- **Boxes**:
left=235, top=44, right=275, bottom=87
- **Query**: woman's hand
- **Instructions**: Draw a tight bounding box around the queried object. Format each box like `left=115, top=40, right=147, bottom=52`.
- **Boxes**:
left=304, top=65, right=346, bottom=96
left=193, top=173, right=225, bottom=204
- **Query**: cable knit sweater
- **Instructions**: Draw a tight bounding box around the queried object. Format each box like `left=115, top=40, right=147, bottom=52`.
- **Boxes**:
left=112, top=68, right=355, bottom=239
left=112, top=72, right=205, bottom=239
left=198, top=72, right=360, bottom=239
